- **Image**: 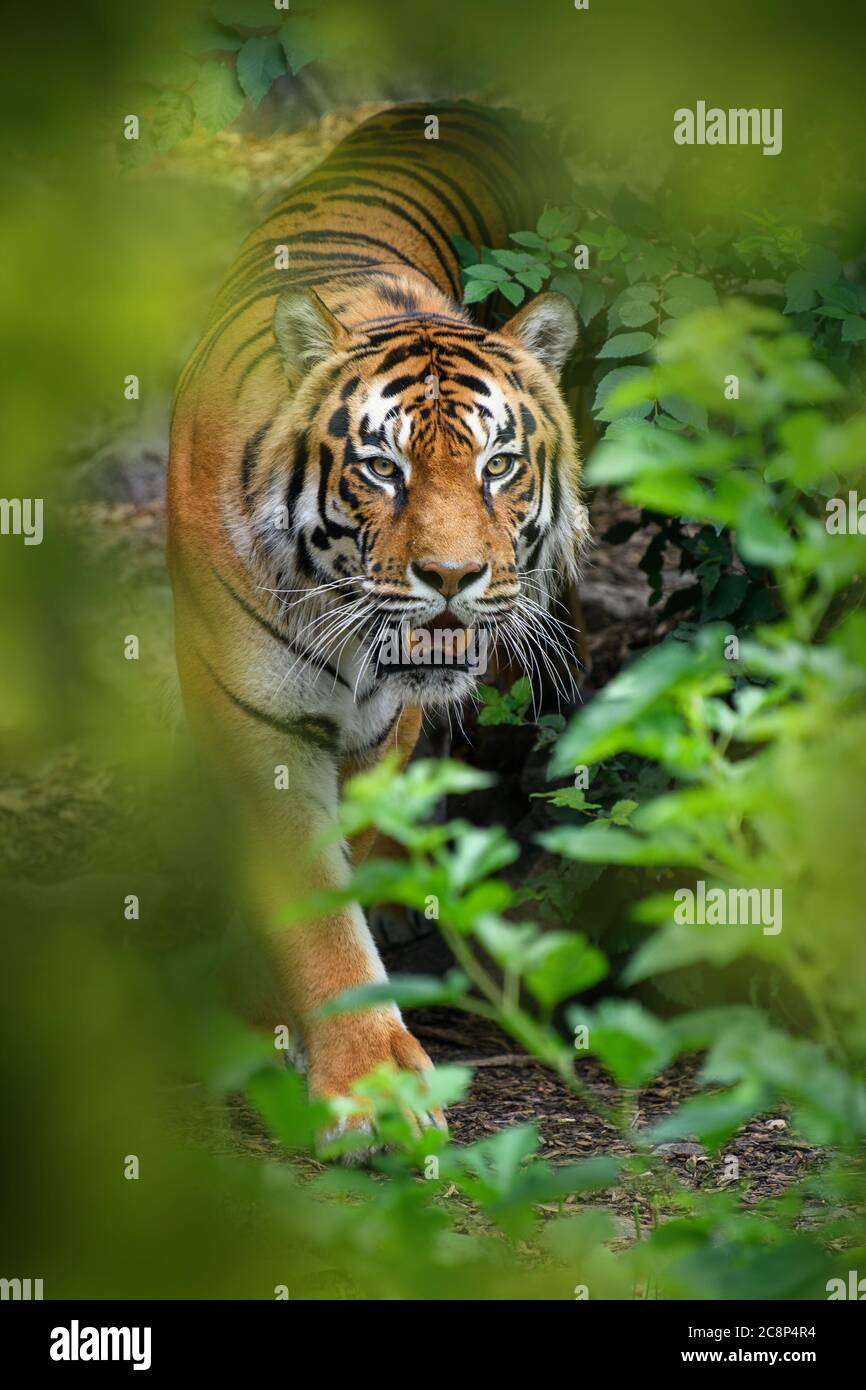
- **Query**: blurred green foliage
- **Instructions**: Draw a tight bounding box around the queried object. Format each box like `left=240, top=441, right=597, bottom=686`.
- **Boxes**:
left=2, top=0, right=866, bottom=1300
left=288, top=305, right=866, bottom=1295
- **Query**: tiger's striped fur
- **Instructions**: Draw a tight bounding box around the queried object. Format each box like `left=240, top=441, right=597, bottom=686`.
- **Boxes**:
left=167, top=102, right=587, bottom=1138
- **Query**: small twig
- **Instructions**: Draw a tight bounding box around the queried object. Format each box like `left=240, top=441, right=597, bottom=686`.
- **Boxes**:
left=457, top=1053, right=540, bottom=1068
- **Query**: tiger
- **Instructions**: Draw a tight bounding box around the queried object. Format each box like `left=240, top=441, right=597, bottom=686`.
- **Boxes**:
left=167, top=101, right=587, bottom=1144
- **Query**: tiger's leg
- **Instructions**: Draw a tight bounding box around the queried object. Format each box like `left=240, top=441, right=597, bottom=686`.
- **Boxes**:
left=177, top=643, right=443, bottom=1140
left=342, top=709, right=427, bottom=968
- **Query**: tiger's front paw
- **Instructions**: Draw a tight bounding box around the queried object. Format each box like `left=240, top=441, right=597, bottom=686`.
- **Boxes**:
left=305, top=1011, right=446, bottom=1158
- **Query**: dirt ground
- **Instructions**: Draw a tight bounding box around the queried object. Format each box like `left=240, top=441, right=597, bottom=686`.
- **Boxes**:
left=202, top=1004, right=826, bottom=1245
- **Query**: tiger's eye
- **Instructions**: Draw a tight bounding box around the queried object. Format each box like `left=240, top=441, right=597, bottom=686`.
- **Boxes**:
left=368, top=457, right=397, bottom=478
left=484, top=454, right=514, bottom=479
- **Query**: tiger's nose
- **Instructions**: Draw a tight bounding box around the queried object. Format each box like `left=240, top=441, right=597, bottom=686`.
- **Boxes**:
left=411, top=559, right=487, bottom=598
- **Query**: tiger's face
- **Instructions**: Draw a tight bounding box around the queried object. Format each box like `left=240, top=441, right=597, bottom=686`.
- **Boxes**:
left=259, top=288, right=585, bottom=705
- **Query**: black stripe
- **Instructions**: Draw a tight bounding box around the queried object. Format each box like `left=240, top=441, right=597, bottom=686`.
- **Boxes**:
left=212, top=566, right=313, bottom=664
left=311, top=154, right=494, bottom=245
left=315, top=162, right=474, bottom=241
left=318, top=190, right=464, bottom=298
left=217, top=244, right=381, bottom=302
left=240, top=419, right=273, bottom=509
left=286, top=432, right=308, bottom=520
left=211, top=567, right=352, bottom=694
left=235, top=345, right=280, bottom=400
left=358, top=312, right=478, bottom=334
left=223, top=325, right=271, bottom=372
left=179, top=266, right=410, bottom=396
left=197, top=648, right=341, bottom=753
left=317, top=441, right=334, bottom=519
left=353, top=712, right=399, bottom=755
left=420, top=139, right=520, bottom=228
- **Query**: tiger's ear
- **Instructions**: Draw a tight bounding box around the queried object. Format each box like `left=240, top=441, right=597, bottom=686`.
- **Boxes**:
left=273, top=289, right=350, bottom=380
left=503, top=292, right=578, bottom=376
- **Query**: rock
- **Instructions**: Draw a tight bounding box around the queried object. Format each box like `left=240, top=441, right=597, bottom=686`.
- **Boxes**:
left=74, top=443, right=167, bottom=506
left=652, top=1141, right=705, bottom=1157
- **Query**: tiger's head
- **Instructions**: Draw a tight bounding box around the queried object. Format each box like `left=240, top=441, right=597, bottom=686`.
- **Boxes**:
left=254, top=279, right=587, bottom=706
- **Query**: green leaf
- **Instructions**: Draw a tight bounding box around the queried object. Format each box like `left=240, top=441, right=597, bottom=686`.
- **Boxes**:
left=515, top=268, right=545, bottom=292
left=702, top=572, right=749, bottom=620
left=597, top=332, right=655, bottom=359
left=445, top=826, right=519, bottom=894
left=841, top=316, right=866, bottom=343
left=801, top=246, right=842, bottom=290
left=549, top=272, right=583, bottom=307
left=463, top=279, right=498, bottom=305
left=578, top=279, right=604, bottom=325
left=821, top=282, right=862, bottom=313
left=236, top=36, right=286, bottom=107
left=647, top=1078, right=770, bottom=1151
left=659, top=394, right=708, bottom=430
left=451, top=234, right=478, bottom=267
left=550, top=640, right=692, bottom=771
left=247, top=1066, right=327, bottom=1149
left=476, top=677, right=532, bottom=726
left=614, top=281, right=658, bottom=304
left=446, top=1125, right=541, bottom=1217
left=509, top=230, right=548, bottom=250
left=464, top=262, right=509, bottom=281
left=340, top=756, right=493, bottom=842
left=499, top=280, right=526, bottom=306
left=541, top=822, right=702, bottom=867
left=190, top=60, right=245, bottom=134
left=663, top=275, right=718, bottom=307
left=279, top=17, right=324, bottom=74
left=784, top=270, right=818, bottom=313
left=622, top=924, right=760, bottom=984
left=474, top=916, right=539, bottom=973
left=534, top=785, right=601, bottom=812
left=569, top=1001, right=676, bottom=1086
left=524, top=932, right=608, bottom=1008
left=151, top=91, right=194, bottom=155
left=315, top=972, right=469, bottom=1019
left=704, top=1025, right=866, bottom=1144
left=662, top=296, right=701, bottom=318
left=491, top=249, right=536, bottom=271
left=489, top=1155, right=620, bottom=1218
left=735, top=500, right=796, bottom=567
left=537, top=206, right=575, bottom=239
left=617, top=299, right=657, bottom=328
left=594, top=366, right=654, bottom=422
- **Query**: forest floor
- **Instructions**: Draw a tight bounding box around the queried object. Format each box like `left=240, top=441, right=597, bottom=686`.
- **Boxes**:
left=204, top=1006, right=828, bottom=1242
